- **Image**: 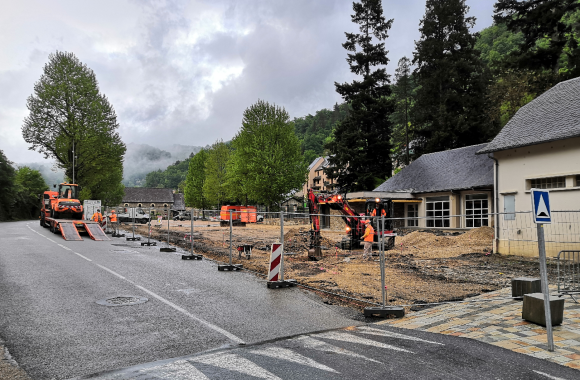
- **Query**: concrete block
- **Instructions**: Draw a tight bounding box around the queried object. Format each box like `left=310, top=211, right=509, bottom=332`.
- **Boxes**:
left=512, top=277, right=541, bottom=299
left=522, top=293, right=565, bottom=327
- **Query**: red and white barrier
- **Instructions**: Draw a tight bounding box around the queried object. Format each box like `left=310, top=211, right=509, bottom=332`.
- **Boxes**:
left=268, top=243, right=283, bottom=282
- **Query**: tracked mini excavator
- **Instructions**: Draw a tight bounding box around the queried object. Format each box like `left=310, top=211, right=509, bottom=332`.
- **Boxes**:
left=307, top=189, right=395, bottom=260
left=40, top=183, right=109, bottom=241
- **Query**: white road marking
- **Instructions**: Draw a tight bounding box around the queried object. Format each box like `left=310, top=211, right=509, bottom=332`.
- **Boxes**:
left=359, top=326, right=445, bottom=345
left=317, top=332, right=414, bottom=353
left=139, top=360, right=210, bottom=379
left=57, top=244, right=71, bottom=251
left=72, top=252, right=92, bottom=262
left=95, top=264, right=245, bottom=345
left=533, top=370, right=567, bottom=380
left=250, top=346, right=338, bottom=373
left=296, top=336, right=382, bottom=363
left=47, top=238, right=56, bottom=243
left=192, top=353, right=282, bottom=379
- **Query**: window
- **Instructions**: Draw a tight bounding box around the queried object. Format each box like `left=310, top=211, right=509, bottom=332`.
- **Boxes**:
left=407, top=204, right=418, bottom=227
left=576, top=175, right=580, bottom=187
left=124, top=203, right=129, bottom=207
left=163, top=203, right=169, bottom=208
left=137, top=203, right=142, bottom=208
left=504, top=195, right=515, bottom=221
left=151, top=203, right=155, bottom=207
left=426, top=196, right=450, bottom=227
left=530, top=176, right=565, bottom=189
left=466, top=194, right=489, bottom=227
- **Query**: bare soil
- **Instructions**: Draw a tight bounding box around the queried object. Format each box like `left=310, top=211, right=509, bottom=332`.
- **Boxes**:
left=123, top=221, right=556, bottom=313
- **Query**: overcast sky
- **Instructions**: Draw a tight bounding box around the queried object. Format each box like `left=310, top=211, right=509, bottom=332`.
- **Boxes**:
left=0, top=0, right=496, bottom=164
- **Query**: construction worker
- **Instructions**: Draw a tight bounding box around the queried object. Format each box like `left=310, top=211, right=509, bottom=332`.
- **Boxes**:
left=361, top=219, right=374, bottom=260
left=370, top=206, right=386, bottom=217
left=92, top=209, right=103, bottom=224
left=109, top=209, right=118, bottom=233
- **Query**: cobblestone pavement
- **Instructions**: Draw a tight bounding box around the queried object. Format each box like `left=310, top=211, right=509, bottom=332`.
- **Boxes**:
left=379, top=287, right=580, bottom=370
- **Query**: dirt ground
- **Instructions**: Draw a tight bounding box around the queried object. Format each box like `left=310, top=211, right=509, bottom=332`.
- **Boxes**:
left=121, top=220, right=556, bottom=313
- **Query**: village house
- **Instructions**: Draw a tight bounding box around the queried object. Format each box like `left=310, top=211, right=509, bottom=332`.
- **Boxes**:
left=373, top=143, right=495, bottom=230
left=477, top=77, right=580, bottom=257
left=121, top=188, right=184, bottom=216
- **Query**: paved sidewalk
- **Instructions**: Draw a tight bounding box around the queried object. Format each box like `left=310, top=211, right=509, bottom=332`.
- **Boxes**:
left=380, top=287, right=580, bottom=370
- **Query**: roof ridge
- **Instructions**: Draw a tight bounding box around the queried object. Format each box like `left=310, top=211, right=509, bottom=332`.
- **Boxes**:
left=420, top=143, right=488, bottom=156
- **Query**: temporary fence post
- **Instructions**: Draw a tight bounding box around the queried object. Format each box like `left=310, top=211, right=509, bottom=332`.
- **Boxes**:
left=126, top=206, right=140, bottom=241
left=141, top=207, right=156, bottom=246
left=229, top=209, right=233, bottom=265
left=363, top=214, right=404, bottom=319
left=218, top=209, right=241, bottom=270
left=280, top=210, right=284, bottom=282
left=160, top=207, right=176, bottom=252
left=182, top=208, right=201, bottom=259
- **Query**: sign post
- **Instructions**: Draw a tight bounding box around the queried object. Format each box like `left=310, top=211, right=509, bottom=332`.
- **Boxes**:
left=531, top=188, right=554, bottom=352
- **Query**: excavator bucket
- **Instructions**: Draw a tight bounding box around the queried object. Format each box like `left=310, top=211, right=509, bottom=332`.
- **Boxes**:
left=59, top=222, right=83, bottom=241
left=82, top=222, right=110, bottom=241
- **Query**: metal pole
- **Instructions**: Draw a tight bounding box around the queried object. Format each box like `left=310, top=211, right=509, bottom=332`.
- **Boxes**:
left=132, top=208, right=135, bottom=239
left=280, top=210, right=284, bottom=282
left=167, top=207, right=170, bottom=247
left=229, top=210, right=233, bottom=265
left=537, top=224, right=554, bottom=351
left=190, top=208, right=194, bottom=254
left=381, top=215, right=386, bottom=307
left=147, top=208, right=151, bottom=244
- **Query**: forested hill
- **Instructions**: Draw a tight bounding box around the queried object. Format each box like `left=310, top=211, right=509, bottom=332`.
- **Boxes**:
left=293, top=102, right=349, bottom=165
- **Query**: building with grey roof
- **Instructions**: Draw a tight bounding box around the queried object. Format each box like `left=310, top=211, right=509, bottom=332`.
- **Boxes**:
left=373, top=144, right=494, bottom=230
left=120, top=187, right=184, bottom=216
left=475, top=77, right=580, bottom=258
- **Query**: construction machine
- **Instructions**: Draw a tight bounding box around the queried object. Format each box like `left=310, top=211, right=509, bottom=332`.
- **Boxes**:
left=40, top=183, right=109, bottom=241
left=307, top=189, right=396, bottom=260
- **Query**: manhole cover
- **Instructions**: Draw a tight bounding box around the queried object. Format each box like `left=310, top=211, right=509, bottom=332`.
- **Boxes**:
left=96, top=296, right=148, bottom=307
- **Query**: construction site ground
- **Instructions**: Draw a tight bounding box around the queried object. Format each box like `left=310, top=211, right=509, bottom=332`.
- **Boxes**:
left=122, top=220, right=559, bottom=314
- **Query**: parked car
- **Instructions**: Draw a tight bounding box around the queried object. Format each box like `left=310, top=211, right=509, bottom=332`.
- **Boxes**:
left=257, top=214, right=264, bottom=223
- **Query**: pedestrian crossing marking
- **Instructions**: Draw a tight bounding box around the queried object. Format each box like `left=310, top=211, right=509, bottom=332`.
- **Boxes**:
left=317, top=332, right=414, bottom=353
left=296, top=336, right=382, bottom=363
left=139, top=360, right=210, bottom=380
left=250, top=346, right=339, bottom=373
left=358, top=327, right=444, bottom=345
left=191, top=353, right=282, bottom=380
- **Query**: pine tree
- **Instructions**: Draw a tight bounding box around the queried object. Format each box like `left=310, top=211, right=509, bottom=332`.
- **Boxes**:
left=413, top=0, right=491, bottom=155
left=325, top=0, right=394, bottom=192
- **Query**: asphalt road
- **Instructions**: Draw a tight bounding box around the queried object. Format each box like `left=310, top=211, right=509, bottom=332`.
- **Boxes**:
left=0, top=221, right=357, bottom=379
left=1, top=220, right=578, bottom=380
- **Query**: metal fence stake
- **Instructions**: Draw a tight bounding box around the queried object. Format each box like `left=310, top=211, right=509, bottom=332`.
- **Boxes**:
left=141, top=208, right=156, bottom=246
left=182, top=208, right=201, bottom=259
left=218, top=208, right=241, bottom=270
left=160, top=207, right=176, bottom=252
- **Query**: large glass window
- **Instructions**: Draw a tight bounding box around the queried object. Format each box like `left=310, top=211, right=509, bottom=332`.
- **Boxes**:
left=530, top=176, right=565, bottom=189
left=466, top=194, right=488, bottom=228
left=407, top=204, right=418, bottom=227
left=426, top=196, right=450, bottom=227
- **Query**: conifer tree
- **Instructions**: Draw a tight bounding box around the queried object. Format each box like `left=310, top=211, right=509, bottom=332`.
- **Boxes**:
left=325, top=0, right=394, bottom=192
left=413, top=0, right=491, bottom=155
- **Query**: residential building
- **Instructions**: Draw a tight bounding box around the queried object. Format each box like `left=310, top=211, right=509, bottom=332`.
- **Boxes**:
left=374, top=144, right=495, bottom=229
left=121, top=188, right=182, bottom=216
left=477, top=77, right=580, bottom=257
left=303, top=156, right=338, bottom=194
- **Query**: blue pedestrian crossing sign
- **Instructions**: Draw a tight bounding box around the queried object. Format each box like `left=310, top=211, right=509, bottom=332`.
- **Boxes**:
left=531, top=189, right=551, bottom=224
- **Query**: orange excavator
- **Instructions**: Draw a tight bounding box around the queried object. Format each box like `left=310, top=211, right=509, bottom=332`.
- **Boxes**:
left=307, top=189, right=395, bottom=260
left=40, top=183, right=108, bottom=241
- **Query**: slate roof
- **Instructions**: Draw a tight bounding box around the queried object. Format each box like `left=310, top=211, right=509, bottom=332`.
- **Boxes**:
left=122, top=188, right=174, bottom=203
left=478, top=77, right=580, bottom=154
left=374, top=144, right=494, bottom=193
left=308, top=157, right=323, bottom=171
left=172, top=193, right=185, bottom=211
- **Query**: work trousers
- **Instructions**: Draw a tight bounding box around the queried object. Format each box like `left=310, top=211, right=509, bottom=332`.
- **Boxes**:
left=363, top=241, right=372, bottom=259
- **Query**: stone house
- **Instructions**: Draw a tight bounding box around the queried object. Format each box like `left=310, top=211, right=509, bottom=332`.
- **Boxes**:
left=121, top=188, right=183, bottom=216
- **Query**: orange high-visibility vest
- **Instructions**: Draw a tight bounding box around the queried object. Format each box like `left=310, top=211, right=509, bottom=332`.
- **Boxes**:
left=109, top=213, right=117, bottom=222
left=363, top=225, right=374, bottom=242
left=92, top=212, right=103, bottom=222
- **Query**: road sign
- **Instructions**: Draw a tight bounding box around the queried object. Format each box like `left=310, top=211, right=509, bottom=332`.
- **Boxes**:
left=531, top=189, right=551, bottom=224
